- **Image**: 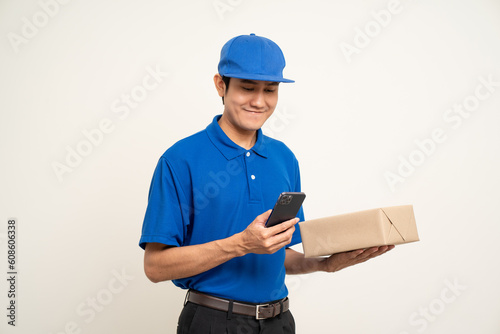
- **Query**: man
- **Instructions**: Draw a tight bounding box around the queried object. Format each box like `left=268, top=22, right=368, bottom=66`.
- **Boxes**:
left=139, top=33, right=393, bottom=333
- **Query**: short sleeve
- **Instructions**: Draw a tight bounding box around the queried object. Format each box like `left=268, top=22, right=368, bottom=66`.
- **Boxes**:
left=139, top=157, right=190, bottom=250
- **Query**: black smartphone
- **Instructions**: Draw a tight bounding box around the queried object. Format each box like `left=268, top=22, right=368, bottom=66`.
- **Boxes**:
left=265, top=192, right=306, bottom=227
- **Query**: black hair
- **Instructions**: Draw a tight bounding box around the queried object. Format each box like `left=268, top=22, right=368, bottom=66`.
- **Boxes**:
left=221, top=76, right=230, bottom=104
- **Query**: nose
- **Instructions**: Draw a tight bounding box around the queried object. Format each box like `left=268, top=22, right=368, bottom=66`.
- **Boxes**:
left=249, top=90, right=265, bottom=109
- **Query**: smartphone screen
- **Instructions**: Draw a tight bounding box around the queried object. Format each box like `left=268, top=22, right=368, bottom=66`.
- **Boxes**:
left=265, top=192, right=306, bottom=227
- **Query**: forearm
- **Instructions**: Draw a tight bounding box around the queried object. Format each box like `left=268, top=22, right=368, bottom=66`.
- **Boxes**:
left=144, top=211, right=299, bottom=283
left=284, top=248, right=326, bottom=275
left=144, top=234, right=246, bottom=283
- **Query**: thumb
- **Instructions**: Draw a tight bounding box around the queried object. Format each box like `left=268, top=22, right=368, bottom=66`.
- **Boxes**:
left=255, top=209, right=272, bottom=226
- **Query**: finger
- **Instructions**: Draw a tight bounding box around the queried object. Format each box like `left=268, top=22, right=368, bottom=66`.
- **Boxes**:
left=357, top=246, right=391, bottom=260
left=370, top=246, right=393, bottom=258
left=365, top=246, right=385, bottom=255
left=270, top=225, right=295, bottom=243
left=340, top=248, right=365, bottom=259
left=268, top=225, right=295, bottom=245
left=254, top=210, right=273, bottom=226
left=269, top=234, right=295, bottom=252
left=370, top=245, right=393, bottom=255
left=269, top=217, right=299, bottom=234
left=338, top=246, right=380, bottom=262
left=260, top=209, right=272, bottom=220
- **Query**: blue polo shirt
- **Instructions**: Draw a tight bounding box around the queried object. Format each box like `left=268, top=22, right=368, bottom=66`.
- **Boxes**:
left=139, top=115, right=304, bottom=303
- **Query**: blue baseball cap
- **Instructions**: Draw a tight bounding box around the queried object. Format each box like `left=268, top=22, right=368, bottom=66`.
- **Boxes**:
left=218, top=33, right=294, bottom=83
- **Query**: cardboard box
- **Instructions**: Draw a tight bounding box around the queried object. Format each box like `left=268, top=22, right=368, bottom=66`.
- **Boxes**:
left=299, top=205, right=419, bottom=257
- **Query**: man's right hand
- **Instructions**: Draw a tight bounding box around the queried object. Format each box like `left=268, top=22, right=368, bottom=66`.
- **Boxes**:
left=144, top=210, right=298, bottom=283
left=237, top=210, right=299, bottom=255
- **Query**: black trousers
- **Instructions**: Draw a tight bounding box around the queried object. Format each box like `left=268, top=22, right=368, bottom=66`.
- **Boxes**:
left=177, top=301, right=296, bottom=334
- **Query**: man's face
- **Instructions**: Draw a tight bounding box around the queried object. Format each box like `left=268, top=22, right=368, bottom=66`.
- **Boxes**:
left=216, top=76, right=279, bottom=133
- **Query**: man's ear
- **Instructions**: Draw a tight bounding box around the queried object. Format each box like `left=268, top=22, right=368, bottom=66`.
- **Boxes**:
left=213, top=74, right=225, bottom=98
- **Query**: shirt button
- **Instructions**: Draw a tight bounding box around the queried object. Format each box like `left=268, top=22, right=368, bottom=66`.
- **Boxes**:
left=246, top=152, right=251, bottom=157
left=251, top=175, right=256, bottom=180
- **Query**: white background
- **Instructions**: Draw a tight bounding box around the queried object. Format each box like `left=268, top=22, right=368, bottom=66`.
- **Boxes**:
left=1, top=0, right=500, bottom=333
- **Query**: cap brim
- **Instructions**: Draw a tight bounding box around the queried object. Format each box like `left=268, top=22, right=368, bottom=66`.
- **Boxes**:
left=222, top=73, right=295, bottom=83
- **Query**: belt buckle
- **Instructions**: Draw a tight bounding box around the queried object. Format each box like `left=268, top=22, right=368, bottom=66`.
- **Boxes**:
left=255, top=303, right=269, bottom=320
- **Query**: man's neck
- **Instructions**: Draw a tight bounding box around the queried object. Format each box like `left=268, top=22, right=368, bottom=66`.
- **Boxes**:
left=218, top=115, right=257, bottom=150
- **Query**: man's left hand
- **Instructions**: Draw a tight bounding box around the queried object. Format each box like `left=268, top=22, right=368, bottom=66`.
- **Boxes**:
left=320, top=245, right=395, bottom=273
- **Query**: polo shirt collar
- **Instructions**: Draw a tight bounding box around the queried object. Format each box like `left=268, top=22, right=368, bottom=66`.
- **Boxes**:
left=206, top=115, right=268, bottom=160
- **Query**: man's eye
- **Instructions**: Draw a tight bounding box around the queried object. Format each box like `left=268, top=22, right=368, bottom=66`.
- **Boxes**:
left=265, top=89, right=276, bottom=93
left=242, top=87, right=253, bottom=91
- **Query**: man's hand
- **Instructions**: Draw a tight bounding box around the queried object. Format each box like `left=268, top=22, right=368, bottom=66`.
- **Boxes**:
left=144, top=210, right=298, bottom=283
left=238, top=210, right=299, bottom=255
left=319, top=245, right=395, bottom=273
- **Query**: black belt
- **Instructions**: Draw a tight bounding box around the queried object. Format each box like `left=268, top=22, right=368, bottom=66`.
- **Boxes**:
left=185, top=290, right=289, bottom=320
